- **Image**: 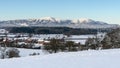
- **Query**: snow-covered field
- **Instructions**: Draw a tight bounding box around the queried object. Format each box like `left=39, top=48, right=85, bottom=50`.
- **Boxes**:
left=66, top=33, right=105, bottom=44
left=0, top=49, right=120, bottom=68
left=18, top=48, right=48, bottom=57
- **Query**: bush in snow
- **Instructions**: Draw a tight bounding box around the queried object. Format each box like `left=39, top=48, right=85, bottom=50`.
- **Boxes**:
left=0, top=47, right=20, bottom=59
left=6, top=48, right=20, bottom=58
left=29, top=52, right=40, bottom=56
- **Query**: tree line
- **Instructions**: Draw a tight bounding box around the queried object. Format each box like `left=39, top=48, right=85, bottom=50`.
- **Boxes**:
left=5, top=27, right=111, bottom=35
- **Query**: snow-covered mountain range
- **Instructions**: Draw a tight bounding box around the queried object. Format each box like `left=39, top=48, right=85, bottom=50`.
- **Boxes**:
left=0, top=17, right=119, bottom=28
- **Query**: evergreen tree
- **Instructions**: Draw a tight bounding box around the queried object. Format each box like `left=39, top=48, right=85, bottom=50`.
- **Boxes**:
left=65, top=41, right=75, bottom=51
left=44, top=38, right=61, bottom=53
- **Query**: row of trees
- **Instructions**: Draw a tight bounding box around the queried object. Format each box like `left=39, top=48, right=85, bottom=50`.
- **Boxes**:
left=6, top=27, right=110, bottom=35
left=43, top=37, right=103, bottom=53
left=43, top=39, right=81, bottom=53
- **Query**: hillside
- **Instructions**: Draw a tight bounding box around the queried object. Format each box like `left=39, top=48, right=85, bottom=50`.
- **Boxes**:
left=0, top=49, right=120, bottom=68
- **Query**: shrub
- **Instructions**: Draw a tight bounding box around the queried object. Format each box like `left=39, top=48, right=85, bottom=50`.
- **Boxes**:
left=6, top=48, right=20, bottom=58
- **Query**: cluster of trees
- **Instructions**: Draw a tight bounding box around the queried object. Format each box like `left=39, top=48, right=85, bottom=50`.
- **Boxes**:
left=43, top=37, right=103, bottom=53
left=78, top=28, right=120, bottom=50
left=5, top=27, right=110, bottom=35
left=43, top=38, right=82, bottom=53
left=101, top=28, right=120, bottom=49
left=43, top=28, right=120, bottom=53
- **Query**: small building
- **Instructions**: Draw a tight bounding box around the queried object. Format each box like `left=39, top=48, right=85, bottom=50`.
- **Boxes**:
left=38, top=39, right=44, bottom=44
left=38, top=39, right=50, bottom=45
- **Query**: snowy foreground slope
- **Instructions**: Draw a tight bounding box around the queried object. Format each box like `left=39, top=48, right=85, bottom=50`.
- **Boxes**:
left=1, top=49, right=120, bottom=68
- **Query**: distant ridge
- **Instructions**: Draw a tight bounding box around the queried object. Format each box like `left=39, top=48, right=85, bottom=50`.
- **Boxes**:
left=0, top=17, right=119, bottom=29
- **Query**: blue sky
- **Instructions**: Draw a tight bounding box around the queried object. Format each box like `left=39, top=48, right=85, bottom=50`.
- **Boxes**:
left=0, top=0, right=120, bottom=24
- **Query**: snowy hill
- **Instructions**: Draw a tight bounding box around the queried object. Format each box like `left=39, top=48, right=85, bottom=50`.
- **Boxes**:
left=0, top=17, right=119, bottom=28
left=1, top=49, right=120, bottom=68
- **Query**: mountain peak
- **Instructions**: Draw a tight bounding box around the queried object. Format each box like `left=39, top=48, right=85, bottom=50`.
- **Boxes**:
left=78, top=18, right=93, bottom=23
left=72, top=18, right=93, bottom=23
left=39, top=17, right=55, bottom=20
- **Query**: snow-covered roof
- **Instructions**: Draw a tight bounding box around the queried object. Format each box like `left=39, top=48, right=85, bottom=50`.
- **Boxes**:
left=44, top=41, right=50, bottom=43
